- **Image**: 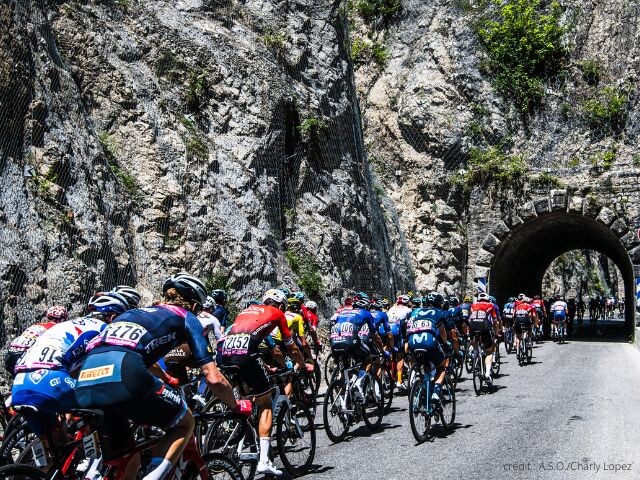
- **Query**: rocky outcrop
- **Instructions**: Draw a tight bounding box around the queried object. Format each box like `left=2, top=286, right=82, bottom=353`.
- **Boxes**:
left=0, top=0, right=415, bottom=338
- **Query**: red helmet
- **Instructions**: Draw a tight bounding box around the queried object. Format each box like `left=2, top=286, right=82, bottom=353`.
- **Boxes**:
left=46, top=305, right=68, bottom=323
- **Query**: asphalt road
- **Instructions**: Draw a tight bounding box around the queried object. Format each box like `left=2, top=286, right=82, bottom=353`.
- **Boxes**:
left=304, top=321, right=640, bottom=480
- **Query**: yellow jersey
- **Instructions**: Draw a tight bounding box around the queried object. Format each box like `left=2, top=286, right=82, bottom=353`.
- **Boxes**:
left=271, top=311, right=305, bottom=341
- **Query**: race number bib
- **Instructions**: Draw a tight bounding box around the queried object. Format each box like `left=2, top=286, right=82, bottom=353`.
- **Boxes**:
left=330, top=322, right=355, bottom=341
left=358, top=324, right=370, bottom=338
left=407, top=319, right=433, bottom=334
left=18, top=342, right=63, bottom=369
left=102, top=322, right=148, bottom=348
left=221, top=334, right=250, bottom=356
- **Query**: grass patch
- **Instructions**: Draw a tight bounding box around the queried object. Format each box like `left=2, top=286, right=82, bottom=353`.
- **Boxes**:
left=109, top=161, right=138, bottom=194
left=262, top=29, right=287, bottom=50
left=285, top=249, right=324, bottom=298
left=476, top=0, right=567, bottom=113
left=530, top=172, right=564, bottom=189
left=452, top=145, right=529, bottom=191
left=298, top=117, right=327, bottom=142
left=349, top=0, right=402, bottom=24
left=185, top=68, right=210, bottom=112
left=350, top=36, right=390, bottom=68
left=578, top=59, right=601, bottom=86
left=583, top=86, right=628, bottom=132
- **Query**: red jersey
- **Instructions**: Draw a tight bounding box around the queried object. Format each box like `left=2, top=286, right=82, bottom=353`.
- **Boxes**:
left=222, top=304, right=292, bottom=357
left=300, top=304, right=319, bottom=329
left=470, top=301, right=497, bottom=321
left=514, top=302, right=535, bottom=320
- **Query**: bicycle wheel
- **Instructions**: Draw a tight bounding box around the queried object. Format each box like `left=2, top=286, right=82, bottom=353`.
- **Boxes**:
left=472, top=356, right=484, bottom=396
left=526, top=338, right=533, bottom=363
left=464, top=348, right=473, bottom=374
left=454, top=354, right=464, bottom=381
left=323, top=355, right=336, bottom=387
left=380, top=369, right=394, bottom=413
left=361, top=375, right=384, bottom=431
left=322, top=379, right=350, bottom=443
left=439, top=377, right=456, bottom=429
left=203, top=453, right=244, bottom=480
left=0, top=464, right=47, bottom=480
left=408, top=379, right=430, bottom=444
left=491, top=349, right=500, bottom=377
left=275, top=399, right=315, bottom=476
left=0, top=423, right=35, bottom=466
left=294, top=373, right=318, bottom=420
left=204, top=415, right=256, bottom=480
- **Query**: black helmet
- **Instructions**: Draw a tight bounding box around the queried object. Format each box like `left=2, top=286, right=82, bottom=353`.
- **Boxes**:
left=211, top=289, right=228, bottom=303
left=426, top=292, right=444, bottom=308
left=163, top=273, right=207, bottom=305
left=352, top=297, right=370, bottom=309
left=112, top=285, right=142, bottom=309
left=449, top=296, right=460, bottom=307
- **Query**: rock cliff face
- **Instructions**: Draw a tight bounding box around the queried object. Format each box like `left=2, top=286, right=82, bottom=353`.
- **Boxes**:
left=0, top=0, right=415, bottom=337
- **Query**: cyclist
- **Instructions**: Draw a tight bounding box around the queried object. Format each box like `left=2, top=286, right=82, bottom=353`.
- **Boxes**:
left=12, top=293, right=128, bottom=451
left=387, top=295, right=412, bottom=389
left=76, top=273, right=247, bottom=480
left=329, top=294, right=384, bottom=401
left=296, top=292, right=322, bottom=353
left=371, top=299, right=393, bottom=349
left=531, top=295, right=546, bottom=337
left=210, top=289, right=230, bottom=329
left=458, top=295, right=472, bottom=336
left=469, top=293, right=499, bottom=386
left=576, top=297, right=585, bottom=323
left=502, top=297, right=515, bottom=349
left=220, top=288, right=309, bottom=476
left=272, top=296, right=310, bottom=359
left=406, top=292, right=449, bottom=401
left=4, top=305, right=68, bottom=376
left=112, top=285, right=143, bottom=308
left=551, top=295, right=568, bottom=340
left=513, top=295, right=537, bottom=355
left=445, top=296, right=463, bottom=359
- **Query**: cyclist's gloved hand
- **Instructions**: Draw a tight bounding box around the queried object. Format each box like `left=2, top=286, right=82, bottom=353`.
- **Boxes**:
left=165, top=375, right=180, bottom=388
left=234, top=399, right=252, bottom=416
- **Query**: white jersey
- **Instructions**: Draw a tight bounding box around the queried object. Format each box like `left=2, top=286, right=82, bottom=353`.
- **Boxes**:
left=551, top=301, right=567, bottom=315
left=198, top=311, right=222, bottom=341
left=387, top=305, right=412, bottom=325
left=15, top=317, right=106, bottom=372
left=8, top=322, right=56, bottom=353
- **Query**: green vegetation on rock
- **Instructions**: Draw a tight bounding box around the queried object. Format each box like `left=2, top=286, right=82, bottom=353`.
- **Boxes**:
left=180, top=116, right=209, bottom=161
left=452, top=145, right=528, bottom=191
left=350, top=36, right=390, bottom=68
left=285, top=248, right=324, bottom=298
left=298, top=117, right=327, bottom=142
left=185, top=68, right=210, bottom=112
left=262, top=29, right=287, bottom=50
left=583, top=86, right=628, bottom=132
left=476, top=0, right=566, bottom=113
left=578, top=59, right=601, bottom=85
left=530, top=172, right=564, bottom=189
left=349, top=0, right=402, bottom=24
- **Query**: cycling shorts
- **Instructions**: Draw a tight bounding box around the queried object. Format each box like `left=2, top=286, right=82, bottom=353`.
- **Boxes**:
left=407, top=333, right=444, bottom=367
left=552, top=313, right=566, bottom=322
left=75, top=347, right=187, bottom=430
left=471, top=330, right=493, bottom=350
left=514, top=320, right=532, bottom=335
left=221, top=354, right=270, bottom=397
left=330, top=336, right=370, bottom=361
left=12, top=369, right=77, bottom=436
left=4, top=350, right=23, bottom=378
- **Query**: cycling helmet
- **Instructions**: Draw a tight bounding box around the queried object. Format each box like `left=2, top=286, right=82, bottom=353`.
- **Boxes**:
left=163, top=273, right=207, bottom=306
left=370, top=299, right=383, bottom=310
left=449, top=296, right=460, bottom=307
left=343, top=296, right=353, bottom=306
left=489, top=296, right=497, bottom=304
left=508, top=297, right=515, bottom=303
left=478, top=292, right=490, bottom=302
left=112, top=285, right=142, bottom=308
left=88, top=292, right=130, bottom=315
left=555, top=294, right=561, bottom=300
left=287, top=297, right=302, bottom=309
left=306, top=301, right=319, bottom=312
left=263, top=289, right=287, bottom=309
left=293, top=291, right=306, bottom=302
left=534, top=294, right=541, bottom=300
left=463, top=295, right=472, bottom=303
left=203, top=295, right=215, bottom=309
left=381, top=298, right=390, bottom=309
left=411, top=295, right=423, bottom=306
left=396, top=295, right=410, bottom=305
left=210, top=289, right=228, bottom=303
left=442, top=299, right=450, bottom=310
left=352, top=297, right=370, bottom=309
left=245, top=299, right=260, bottom=308
left=354, top=291, right=369, bottom=301
left=46, top=305, right=68, bottom=323
left=278, top=287, right=291, bottom=298
left=517, top=293, right=525, bottom=301
left=426, top=292, right=444, bottom=308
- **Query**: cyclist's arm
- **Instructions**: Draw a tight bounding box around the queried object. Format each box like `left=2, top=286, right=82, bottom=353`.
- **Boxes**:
left=437, top=323, right=447, bottom=344
left=278, top=316, right=305, bottom=369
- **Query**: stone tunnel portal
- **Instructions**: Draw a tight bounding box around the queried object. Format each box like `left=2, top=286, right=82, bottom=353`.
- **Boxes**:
left=489, top=212, right=636, bottom=335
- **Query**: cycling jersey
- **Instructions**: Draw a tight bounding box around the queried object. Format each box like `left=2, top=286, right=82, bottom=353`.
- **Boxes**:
left=305, top=309, right=319, bottom=330
left=222, top=304, right=292, bottom=357
left=86, top=304, right=213, bottom=367
left=16, top=317, right=106, bottom=373
left=213, top=304, right=230, bottom=329
left=459, top=302, right=472, bottom=322
left=469, top=302, right=496, bottom=331
left=531, top=299, right=545, bottom=317
left=551, top=301, right=567, bottom=319
left=330, top=308, right=376, bottom=351
left=271, top=311, right=305, bottom=342
left=445, top=307, right=461, bottom=330
left=406, top=308, right=446, bottom=366
left=4, top=321, right=57, bottom=375
left=199, top=311, right=222, bottom=341
left=371, top=310, right=391, bottom=336
left=502, top=302, right=515, bottom=320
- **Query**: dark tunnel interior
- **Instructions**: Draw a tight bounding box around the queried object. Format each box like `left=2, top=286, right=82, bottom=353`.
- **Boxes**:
left=489, top=212, right=636, bottom=335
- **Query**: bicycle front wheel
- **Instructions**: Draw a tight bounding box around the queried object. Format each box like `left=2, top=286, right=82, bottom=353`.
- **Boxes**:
left=361, top=374, right=384, bottom=431
left=275, top=399, right=316, bottom=476
left=440, top=377, right=456, bottom=429
left=472, top=356, right=484, bottom=395
left=203, top=453, right=244, bottom=480
left=324, top=355, right=336, bottom=386
left=204, top=415, right=256, bottom=480
left=408, top=379, right=430, bottom=444
left=0, top=464, right=47, bottom=480
left=322, top=379, right=350, bottom=443
left=380, top=368, right=394, bottom=413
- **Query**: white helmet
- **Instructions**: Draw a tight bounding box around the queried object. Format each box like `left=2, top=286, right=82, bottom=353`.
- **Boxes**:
left=478, top=292, right=490, bottom=302
left=163, top=273, right=207, bottom=305
left=306, top=301, right=319, bottom=311
left=262, top=289, right=287, bottom=308
left=112, top=285, right=142, bottom=308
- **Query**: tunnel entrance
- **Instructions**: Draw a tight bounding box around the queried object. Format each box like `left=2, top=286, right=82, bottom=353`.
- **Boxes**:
left=488, top=211, right=636, bottom=337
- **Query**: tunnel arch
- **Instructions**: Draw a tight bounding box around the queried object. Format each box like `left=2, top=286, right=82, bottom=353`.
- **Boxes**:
left=474, top=192, right=639, bottom=336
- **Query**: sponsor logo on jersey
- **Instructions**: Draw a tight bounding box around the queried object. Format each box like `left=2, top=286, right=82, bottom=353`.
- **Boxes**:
left=50, top=377, right=60, bottom=387
left=29, top=369, right=48, bottom=384
left=64, top=377, right=76, bottom=388
left=78, top=365, right=114, bottom=381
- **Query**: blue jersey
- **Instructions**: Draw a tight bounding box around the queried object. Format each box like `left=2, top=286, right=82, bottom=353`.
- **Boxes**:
left=371, top=310, right=391, bottom=335
left=503, top=302, right=515, bottom=319
left=446, top=307, right=462, bottom=329
left=214, top=305, right=230, bottom=329
left=330, top=308, right=376, bottom=347
left=87, top=304, right=214, bottom=367
left=407, top=307, right=446, bottom=338
left=492, top=303, right=502, bottom=321
left=459, top=303, right=472, bottom=321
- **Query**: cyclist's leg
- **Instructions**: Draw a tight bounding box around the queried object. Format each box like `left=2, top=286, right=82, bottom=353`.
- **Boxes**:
left=482, top=331, right=494, bottom=377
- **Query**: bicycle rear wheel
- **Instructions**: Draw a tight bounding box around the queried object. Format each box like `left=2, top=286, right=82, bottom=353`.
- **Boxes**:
left=0, top=422, right=35, bottom=466
left=323, top=355, right=336, bottom=386
left=0, top=464, right=47, bottom=480
left=526, top=338, right=533, bottom=363
left=464, top=349, right=473, bottom=373
left=204, top=415, right=256, bottom=480
left=439, top=377, right=456, bottom=429
left=275, top=399, right=316, bottom=476
left=472, top=356, right=484, bottom=395
left=491, top=349, right=501, bottom=377
left=380, top=368, right=394, bottom=413
left=408, top=379, right=430, bottom=444
left=361, top=375, right=384, bottom=431
left=322, top=379, right=350, bottom=443
left=203, top=453, right=244, bottom=480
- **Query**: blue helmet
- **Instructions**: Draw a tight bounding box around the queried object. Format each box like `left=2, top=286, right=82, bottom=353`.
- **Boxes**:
left=88, top=292, right=130, bottom=315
